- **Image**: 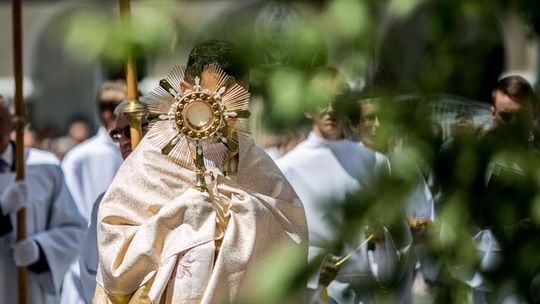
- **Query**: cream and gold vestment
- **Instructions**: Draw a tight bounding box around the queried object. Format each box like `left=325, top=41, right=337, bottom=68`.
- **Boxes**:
left=93, top=135, right=308, bottom=303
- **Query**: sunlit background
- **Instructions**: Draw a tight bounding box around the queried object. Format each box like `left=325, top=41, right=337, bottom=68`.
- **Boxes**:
left=0, top=0, right=537, bottom=137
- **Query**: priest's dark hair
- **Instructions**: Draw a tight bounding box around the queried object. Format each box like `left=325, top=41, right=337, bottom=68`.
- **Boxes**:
left=185, top=40, right=248, bottom=82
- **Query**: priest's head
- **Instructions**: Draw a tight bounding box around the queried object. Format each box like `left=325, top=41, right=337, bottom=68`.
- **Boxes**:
left=490, top=75, right=537, bottom=143
left=0, top=95, right=12, bottom=153
left=185, top=40, right=249, bottom=91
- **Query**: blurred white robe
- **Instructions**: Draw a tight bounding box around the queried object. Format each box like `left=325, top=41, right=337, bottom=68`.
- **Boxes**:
left=453, top=158, right=531, bottom=304
left=61, top=127, right=123, bottom=304
left=447, top=228, right=502, bottom=303
left=62, top=127, right=123, bottom=222
left=0, top=148, right=86, bottom=304
left=450, top=159, right=519, bottom=303
left=386, top=153, right=435, bottom=304
left=78, top=193, right=104, bottom=303
left=277, top=132, right=410, bottom=303
left=60, top=193, right=104, bottom=304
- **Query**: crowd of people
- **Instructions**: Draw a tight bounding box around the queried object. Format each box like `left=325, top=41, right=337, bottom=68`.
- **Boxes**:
left=0, top=38, right=539, bottom=304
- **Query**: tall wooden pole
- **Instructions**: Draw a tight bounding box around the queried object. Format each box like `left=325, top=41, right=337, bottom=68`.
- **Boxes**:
left=119, top=0, right=144, bottom=149
left=12, top=0, right=27, bottom=303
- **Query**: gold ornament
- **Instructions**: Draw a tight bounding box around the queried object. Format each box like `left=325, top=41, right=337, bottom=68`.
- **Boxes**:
left=144, top=64, right=250, bottom=191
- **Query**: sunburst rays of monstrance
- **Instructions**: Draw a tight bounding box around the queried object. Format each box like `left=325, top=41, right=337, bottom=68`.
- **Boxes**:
left=144, top=64, right=250, bottom=191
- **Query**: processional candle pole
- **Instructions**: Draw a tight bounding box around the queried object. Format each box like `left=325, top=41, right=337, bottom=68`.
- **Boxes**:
left=12, top=0, right=27, bottom=303
left=119, top=0, right=144, bottom=149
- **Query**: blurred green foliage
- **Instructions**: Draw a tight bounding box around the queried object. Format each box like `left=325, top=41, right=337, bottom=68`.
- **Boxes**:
left=64, top=2, right=177, bottom=68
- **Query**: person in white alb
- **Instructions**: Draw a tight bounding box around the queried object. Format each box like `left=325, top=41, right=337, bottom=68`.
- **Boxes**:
left=60, top=81, right=125, bottom=304
left=61, top=81, right=126, bottom=222
left=456, top=75, right=539, bottom=303
left=277, top=69, right=412, bottom=303
left=349, top=96, right=435, bottom=303
left=0, top=96, right=86, bottom=304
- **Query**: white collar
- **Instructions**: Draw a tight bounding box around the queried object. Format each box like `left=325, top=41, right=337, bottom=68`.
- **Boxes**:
left=306, top=131, right=349, bottom=149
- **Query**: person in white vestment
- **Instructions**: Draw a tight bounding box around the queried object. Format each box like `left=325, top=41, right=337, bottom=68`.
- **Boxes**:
left=62, top=81, right=126, bottom=222
left=348, top=96, right=435, bottom=303
left=77, top=102, right=149, bottom=303
left=60, top=81, right=126, bottom=304
left=349, top=97, right=434, bottom=222
left=276, top=73, right=412, bottom=304
left=0, top=97, right=86, bottom=304
left=457, top=75, right=539, bottom=303
left=432, top=75, right=539, bottom=303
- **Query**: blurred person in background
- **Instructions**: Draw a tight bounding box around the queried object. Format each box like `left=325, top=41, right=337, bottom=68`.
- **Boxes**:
left=68, top=117, right=92, bottom=144
left=51, top=117, right=92, bottom=161
left=0, top=96, right=86, bottom=303
left=433, top=75, right=539, bottom=303
left=36, top=125, right=60, bottom=153
left=277, top=69, right=411, bottom=303
left=468, top=75, right=539, bottom=303
left=349, top=96, right=435, bottom=303
left=60, top=81, right=125, bottom=304
left=436, top=113, right=480, bottom=201
left=349, top=98, right=388, bottom=153
left=52, top=136, right=75, bottom=161
left=22, top=127, right=38, bottom=148
left=3, top=98, right=39, bottom=149
left=10, top=126, right=38, bottom=148
left=348, top=96, right=434, bottom=224
left=61, top=80, right=125, bottom=222
left=439, top=113, right=477, bottom=152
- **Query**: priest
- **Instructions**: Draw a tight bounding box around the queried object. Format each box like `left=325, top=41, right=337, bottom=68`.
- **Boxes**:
left=93, top=40, right=308, bottom=303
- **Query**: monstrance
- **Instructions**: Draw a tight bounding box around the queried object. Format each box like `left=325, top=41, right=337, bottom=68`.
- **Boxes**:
left=144, top=64, right=250, bottom=191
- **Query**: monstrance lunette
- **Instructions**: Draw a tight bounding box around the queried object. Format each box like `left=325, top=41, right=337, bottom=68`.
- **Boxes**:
left=144, top=64, right=251, bottom=191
